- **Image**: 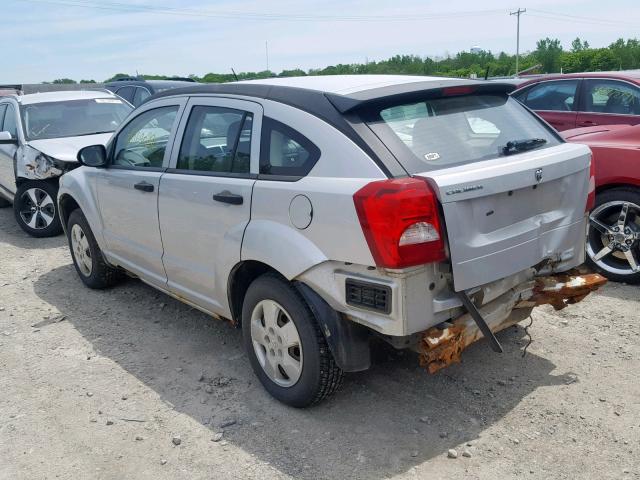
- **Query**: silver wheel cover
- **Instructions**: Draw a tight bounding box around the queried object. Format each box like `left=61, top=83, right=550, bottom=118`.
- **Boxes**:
left=71, top=224, right=92, bottom=277
left=250, top=299, right=303, bottom=387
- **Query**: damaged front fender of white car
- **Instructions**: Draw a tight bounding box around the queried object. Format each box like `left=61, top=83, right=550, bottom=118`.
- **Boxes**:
left=17, top=144, right=76, bottom=180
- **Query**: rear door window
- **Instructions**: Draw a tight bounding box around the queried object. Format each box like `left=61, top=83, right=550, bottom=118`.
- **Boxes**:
left=133, top=87, right=151, bottom=107
left=519, top=80, right=579, bottom=111
left=115, top=86, right=135, bottom=103
left=259, top=118, right=320, bottom=177
left=582, top=79, right=640, bottom=115
left=176, top=105, right=253, bottom=174
left=366, top=94, right=560, bottom=172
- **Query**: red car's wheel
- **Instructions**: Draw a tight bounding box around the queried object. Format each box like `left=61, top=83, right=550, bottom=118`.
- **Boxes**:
left=586, top=188, right=640, bottom=284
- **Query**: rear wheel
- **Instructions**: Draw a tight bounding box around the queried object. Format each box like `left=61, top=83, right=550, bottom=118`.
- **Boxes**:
left=586, top=188, right=640, bottom=284
left=242, top=274, right=343, bottom=407
left=13, top=180, right=62, bottom=237
left=67, top=209, right=123, bottom=289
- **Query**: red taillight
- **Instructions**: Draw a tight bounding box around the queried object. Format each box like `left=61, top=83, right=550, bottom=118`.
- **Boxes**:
left=586, top=158, right=596, bottom=212
left=353, top=177, right=446, bottom=269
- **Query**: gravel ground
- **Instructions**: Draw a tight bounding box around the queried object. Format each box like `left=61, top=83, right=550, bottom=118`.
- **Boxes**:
left=0, top=206, right=638, bottom=480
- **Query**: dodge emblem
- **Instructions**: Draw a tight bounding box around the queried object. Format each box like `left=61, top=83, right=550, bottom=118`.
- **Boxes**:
left=535, top=168, right=543, bottom=183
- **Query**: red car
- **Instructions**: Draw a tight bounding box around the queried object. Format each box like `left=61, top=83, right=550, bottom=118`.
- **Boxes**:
left=512, top=72, right=640, bottom=132
left=563, top=124, right=640, bottom=283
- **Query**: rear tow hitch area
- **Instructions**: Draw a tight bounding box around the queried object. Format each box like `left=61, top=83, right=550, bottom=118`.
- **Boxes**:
left=419, top=272, right=607, bottom=374
left=518, top=272, right=608, bottom=311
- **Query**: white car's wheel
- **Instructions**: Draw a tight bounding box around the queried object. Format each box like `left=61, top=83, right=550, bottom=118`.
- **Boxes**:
left=13, top=181, right=62, bottom=237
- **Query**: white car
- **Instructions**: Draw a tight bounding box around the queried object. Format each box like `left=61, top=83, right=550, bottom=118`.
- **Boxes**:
left=59, top=75, right=604, bottom=406
left=0, top=90, right=132, bottom=236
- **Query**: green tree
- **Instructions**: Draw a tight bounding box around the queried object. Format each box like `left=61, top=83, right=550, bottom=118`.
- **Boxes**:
left=535, top=38, right=563, bottom=73
left=571, top=38, right=589, bottom=53
left=52, top=78, right=76, bottom=84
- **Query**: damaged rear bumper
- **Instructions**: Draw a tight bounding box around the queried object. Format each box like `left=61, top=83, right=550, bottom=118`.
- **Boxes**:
left=419, top=272, right=607, bottom=374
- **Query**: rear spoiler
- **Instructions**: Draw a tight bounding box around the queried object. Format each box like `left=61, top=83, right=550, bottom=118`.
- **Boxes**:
left=325, top=81, right=517, bottom=114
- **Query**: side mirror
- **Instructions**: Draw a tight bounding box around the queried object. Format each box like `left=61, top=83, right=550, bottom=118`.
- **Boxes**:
left=78, top=145, right=108, bottom=167
left=0, top=131, right=17, bottom=145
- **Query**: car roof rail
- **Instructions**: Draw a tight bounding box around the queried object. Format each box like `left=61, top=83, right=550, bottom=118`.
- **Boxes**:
left=111, top=76, right=143, bottom=82
left=86, top=87, right=117, bottom=95
left=166, top=77, right=197, bottom=82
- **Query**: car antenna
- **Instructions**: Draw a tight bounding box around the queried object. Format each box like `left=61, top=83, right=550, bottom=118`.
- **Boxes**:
left=231, top=68, right=239, bottom=82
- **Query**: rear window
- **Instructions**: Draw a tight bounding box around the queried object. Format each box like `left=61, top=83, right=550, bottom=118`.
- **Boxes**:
left=365, top=94, right=560, bottom=172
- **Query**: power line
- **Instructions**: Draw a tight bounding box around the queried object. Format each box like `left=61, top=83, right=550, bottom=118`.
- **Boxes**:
left=11, top=0, right=509, bottom=22
left=528, top=8, right=636, bottom=27
left=12, top=0, right=637, bottom=27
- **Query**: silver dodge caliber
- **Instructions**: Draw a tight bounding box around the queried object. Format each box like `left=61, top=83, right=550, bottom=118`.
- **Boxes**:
left=59, top=75, right=606, bottom=407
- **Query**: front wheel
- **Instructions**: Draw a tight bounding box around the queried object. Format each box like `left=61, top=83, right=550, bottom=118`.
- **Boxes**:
left=67, top=209, right=123, bottom=289
left=13, top=180, right=62, bottom=237
left=242, top=274, right=343, bottom=407
left=586, top=188, right=640, bottom=284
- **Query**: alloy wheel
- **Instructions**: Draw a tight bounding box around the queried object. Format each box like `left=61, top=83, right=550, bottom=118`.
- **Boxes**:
left=250, top=299, right=303, bottom=387
left=19, top=188, right=55, bottom=230
left=587, top=200, right=640, bottom=276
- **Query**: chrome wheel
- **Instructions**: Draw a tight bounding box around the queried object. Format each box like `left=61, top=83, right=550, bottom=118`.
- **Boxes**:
left=250, top=299, right=303, bottom=387
left=19, top=188, right=55, bottom=230
left=71, top=224, right=92, bottom=277
left=587, top=200, right=640, bottom=276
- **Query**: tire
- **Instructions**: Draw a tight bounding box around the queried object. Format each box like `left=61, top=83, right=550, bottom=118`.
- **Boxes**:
left=13, top=180, right=62, bottom=237
left=67, top=209, right=123, bottom=289
left=242, top=274, right=343, bottom=407
left=586, top=187, right=640, bottom=284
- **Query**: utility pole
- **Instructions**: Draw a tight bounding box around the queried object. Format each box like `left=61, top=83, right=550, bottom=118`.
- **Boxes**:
left=510, top=8, right=526, bottom=75
left=265, top=41, right=269, bottom=72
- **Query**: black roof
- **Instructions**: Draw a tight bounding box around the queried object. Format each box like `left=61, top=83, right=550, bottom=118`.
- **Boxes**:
left=151, top=78, right=516, bottom=113
left=105, top=79, right=198, bottom=90
left=149, top=77, right=517, bottom=179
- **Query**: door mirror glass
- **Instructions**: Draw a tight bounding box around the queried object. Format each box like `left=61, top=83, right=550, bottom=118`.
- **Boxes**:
left=78, top=144, right=107, bottom=167
left=0, top=131, right=17, bottom=144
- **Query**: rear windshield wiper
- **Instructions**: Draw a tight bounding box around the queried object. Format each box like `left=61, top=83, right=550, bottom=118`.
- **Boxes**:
left=501, top=138, right=547, bottom=156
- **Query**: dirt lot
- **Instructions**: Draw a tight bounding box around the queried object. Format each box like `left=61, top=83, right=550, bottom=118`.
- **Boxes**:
left=0, top=206, right=638, bottom=480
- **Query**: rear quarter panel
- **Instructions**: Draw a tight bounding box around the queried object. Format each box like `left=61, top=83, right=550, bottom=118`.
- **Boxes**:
left=241, top=99, right=386, bottom=279
left=591, top=145, right=640, bottom=189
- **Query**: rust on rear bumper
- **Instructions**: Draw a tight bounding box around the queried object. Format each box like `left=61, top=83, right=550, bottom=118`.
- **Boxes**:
left=519, top=272, right=607, bottom=311
left=419, top=272, right=607, bottom=374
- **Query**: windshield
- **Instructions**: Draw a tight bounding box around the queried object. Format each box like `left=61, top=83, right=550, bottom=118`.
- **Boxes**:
left=21, top=98, right=132, bottom=141
left=366, top=94, right=560, bottom=172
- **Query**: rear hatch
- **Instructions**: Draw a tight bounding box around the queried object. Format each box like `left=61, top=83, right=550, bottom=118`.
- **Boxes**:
left=361, top=88, right=591, bottom=291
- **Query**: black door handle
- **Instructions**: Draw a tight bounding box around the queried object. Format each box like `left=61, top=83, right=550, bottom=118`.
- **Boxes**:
left=134, top=181, right=154, bottom=192
left=213, top=190, right=243, bottom=205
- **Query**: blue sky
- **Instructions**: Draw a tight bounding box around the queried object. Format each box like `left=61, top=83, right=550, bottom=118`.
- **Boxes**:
left=1, top=0, right=639, bottom=83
